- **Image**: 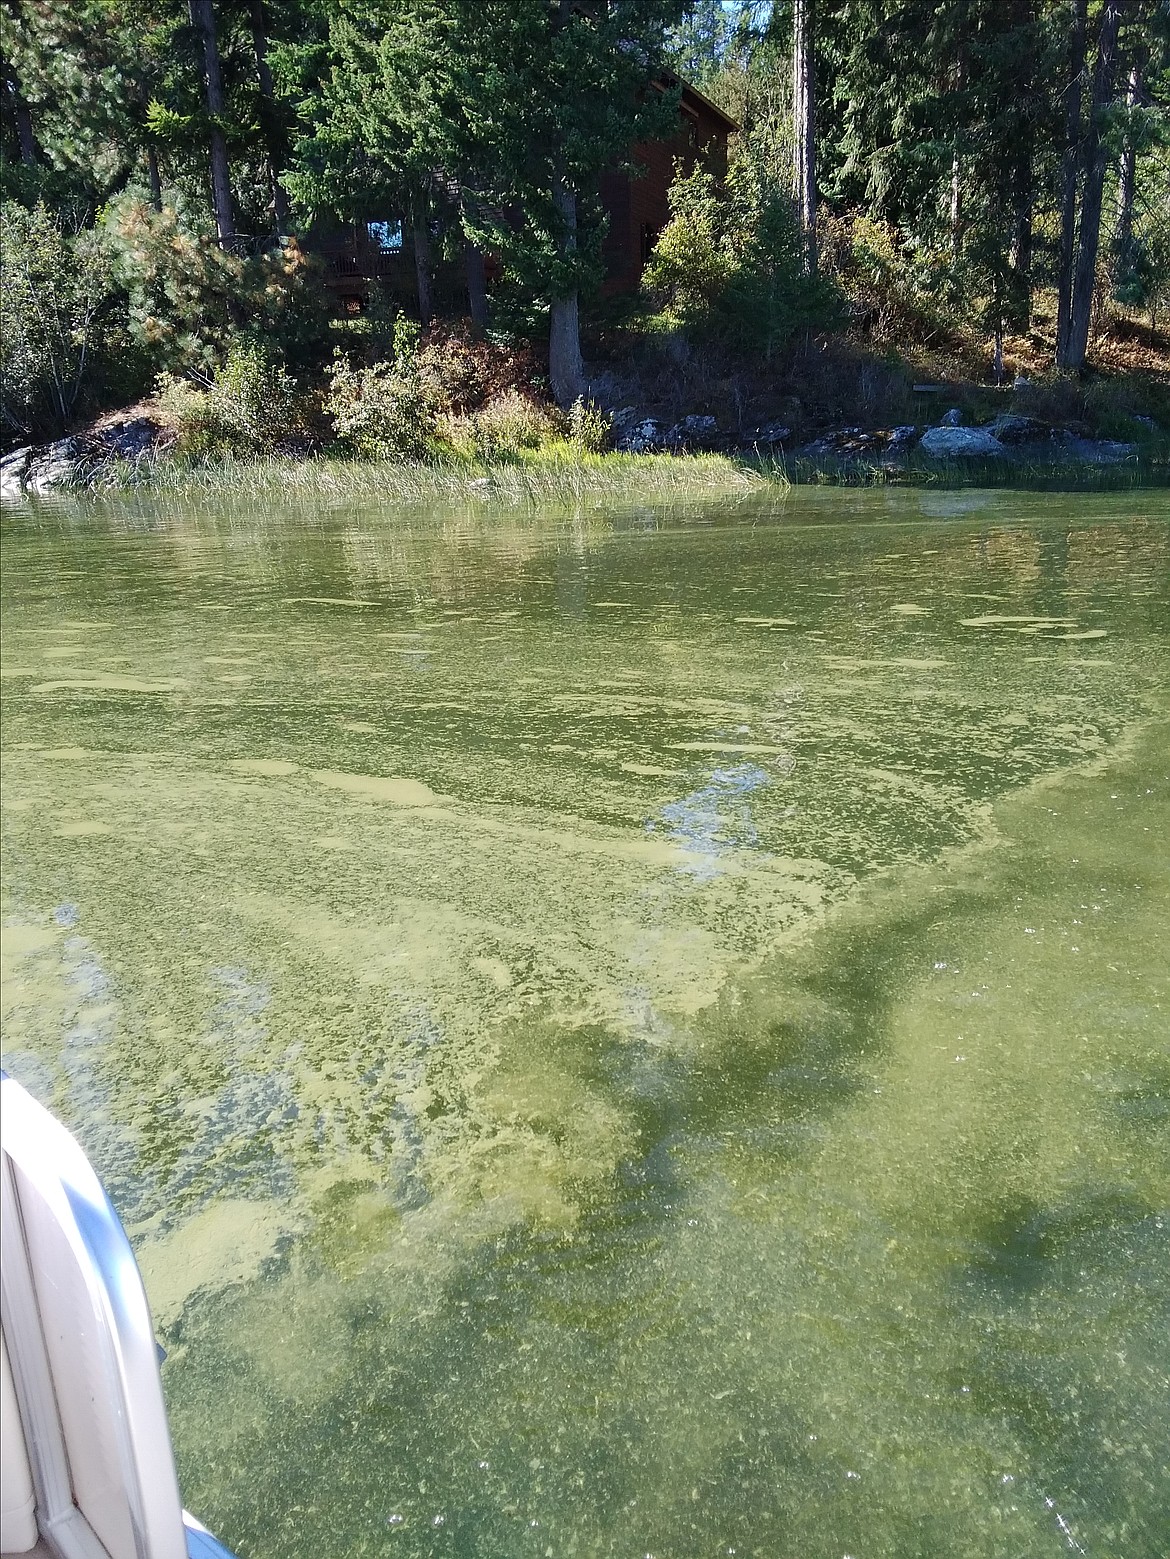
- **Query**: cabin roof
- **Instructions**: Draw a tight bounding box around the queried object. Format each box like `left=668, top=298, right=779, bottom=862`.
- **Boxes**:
left=673, top=76, right=739, bottom=134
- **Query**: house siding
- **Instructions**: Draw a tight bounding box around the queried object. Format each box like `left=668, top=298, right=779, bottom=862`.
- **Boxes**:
left=601, top=87, right=734, bottom=296
left=314, top=83, right=735, bottom=309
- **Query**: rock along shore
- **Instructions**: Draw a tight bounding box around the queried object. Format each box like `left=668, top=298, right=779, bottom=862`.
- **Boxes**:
left=1, top=405, right=1147, bottom=499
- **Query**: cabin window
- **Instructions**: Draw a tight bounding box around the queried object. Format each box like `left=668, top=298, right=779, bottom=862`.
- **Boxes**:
left=366, top=219, right=403, bottom=253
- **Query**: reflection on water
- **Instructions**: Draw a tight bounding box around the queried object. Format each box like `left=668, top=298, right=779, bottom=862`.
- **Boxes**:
left=2, top=487, right=1168, bottom=1557
left=653, top=762, right=773, bottom=878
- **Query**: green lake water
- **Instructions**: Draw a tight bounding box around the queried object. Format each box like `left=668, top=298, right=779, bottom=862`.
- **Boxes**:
left=1, top=485, right=1167, bottom=1558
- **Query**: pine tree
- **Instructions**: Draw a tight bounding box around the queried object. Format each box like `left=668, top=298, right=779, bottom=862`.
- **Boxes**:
left=1058, top=0, right=1124, bottom=370
left=291, top=0, right=687, bottom=401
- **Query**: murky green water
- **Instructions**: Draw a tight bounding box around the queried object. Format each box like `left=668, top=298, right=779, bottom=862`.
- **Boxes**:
left=2, top=486, right=1167, bottom=1558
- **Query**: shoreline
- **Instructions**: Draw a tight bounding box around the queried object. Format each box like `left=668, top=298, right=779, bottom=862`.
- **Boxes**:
left=3, top=446, right=1168, bottom=506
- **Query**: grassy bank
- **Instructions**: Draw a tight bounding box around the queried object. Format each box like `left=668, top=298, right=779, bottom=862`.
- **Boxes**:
left=74, top=444, right=1170, bottom=503
left=87, top=448, right=770, bottom=503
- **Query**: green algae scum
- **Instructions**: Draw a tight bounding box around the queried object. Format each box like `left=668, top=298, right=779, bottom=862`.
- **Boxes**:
left=1, top=485, right=1167, bottom=1558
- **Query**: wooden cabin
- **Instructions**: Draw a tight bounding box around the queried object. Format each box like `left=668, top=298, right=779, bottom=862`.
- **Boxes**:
left=314, top=78, right=737, bottom=313
left=599, top=78, right=736, bottom=295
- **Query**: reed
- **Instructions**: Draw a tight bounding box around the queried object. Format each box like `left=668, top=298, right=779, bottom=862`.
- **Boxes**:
left=95, top=448, right=772, bottom=503
left=80, top=444, right=1169, bottom=504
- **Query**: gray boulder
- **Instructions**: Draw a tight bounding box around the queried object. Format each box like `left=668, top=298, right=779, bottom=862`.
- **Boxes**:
left=939, top=407, right=965, bottom=426
left=983, top=413, right=1054, bottom=445
left=886, top=424, right=919, bottom=453
left=1, top=446, right=33, bottom=500
left=1062, top=438, right=1139, bottom=464
left=920, top=425, right=1007, bottom=458
left=800, top=427, right=889, bottom=458
left=100, top=416, right=158, bottom=460
left=615, top=418, right=669, bottom=453
left=751, top=420, right=791, bottom=448
left=25, top=438, right=82, bottom=493
left=665, top=413, right=719, bottom=450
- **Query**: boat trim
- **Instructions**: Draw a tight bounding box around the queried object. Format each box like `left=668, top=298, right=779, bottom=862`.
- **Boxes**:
left=1, top=1074, right=236, bottom=1559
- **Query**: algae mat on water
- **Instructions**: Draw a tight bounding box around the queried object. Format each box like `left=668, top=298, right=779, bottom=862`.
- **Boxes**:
left=1, top=487, right=1167, bottom=1557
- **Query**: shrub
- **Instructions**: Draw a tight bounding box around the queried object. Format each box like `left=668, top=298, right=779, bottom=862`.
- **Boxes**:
left=416, top=332, right=488, bottom=414
left=211, top=339, right=304, bottom=451
left=642, top=170, right=731, bottom=317
left=830, top=214, right=956, bottom=343
left=156, top=339, right=305, bottom=459
left=414, top=321, right=545, bottom=415
left=325, top=353, right=436, bottom=460
left=644, top=155, right=841, bottom=360
left=466, top=389, right=561, bottom=459
left=0, top=201, right=131, bottom=443
left=567, top=397, right=611, bottom=453
left=154, top=374, right=219, bottom=458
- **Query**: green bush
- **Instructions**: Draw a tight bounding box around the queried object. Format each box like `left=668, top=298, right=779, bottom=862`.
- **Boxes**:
left=464, top=389, right=562, bottom=460
left=644, top=155, right=842, bottom=360
left=156, top=339, right=305, bottom=459
left=567, top=397, right=611, bottom=453
left=641, top=170, right=731, bottom=317
left=416, top=332, right=489, bottom=415
left=213, top=339, right=303, bottom=450
left=324, top=353, right=436, bottom=460
left=154, top=373, right=219, bottom=457
left=0, top=201, right=132, bottom=443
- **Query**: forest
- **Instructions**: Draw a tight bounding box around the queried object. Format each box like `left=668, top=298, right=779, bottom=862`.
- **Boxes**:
left=1, top=0, right=1167, bottom=468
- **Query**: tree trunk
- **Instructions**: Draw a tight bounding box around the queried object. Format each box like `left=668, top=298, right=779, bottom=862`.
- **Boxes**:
left=1061, top=0, right=1123, bottom=372
left=1055, top=0, right=1088, bottom=363
left=949, top=149, right=964, bottom=260
left=1007, top=0, right=1035, bottom=326
left=549, top=183, right=584, bottom=409
left=1113, top=59, right=1141, bottom=293
left=146, top=144, right=163, bottom=211
left=412, top=209, right=433, bottom=325
left=14, top=94, right=35, bottom=165
left=465, top=238, right=488, bottom=331
left=1009, top=185, right=1032, bottom=301
left=460, top=185, right=489, bottom=329
left=947, top=19, right=969, bottom=265
left=2, top=62, right=38, bottom=165
left=189, top=0, right=236, bottom=250
left=250, top=0, right=290, bottom=233
left=791, top=0, right=816, bottom=273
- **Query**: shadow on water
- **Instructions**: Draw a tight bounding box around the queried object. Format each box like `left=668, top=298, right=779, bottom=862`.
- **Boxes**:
left=956, top=1193, right=1170, bottom=1558
left=159, top=724, right=1170, bottom=1554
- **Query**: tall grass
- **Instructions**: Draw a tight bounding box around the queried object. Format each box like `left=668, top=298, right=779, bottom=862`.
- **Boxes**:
left=93, top=448, right=772, bottom=504
left=51, top=442, right=1170, bottom=507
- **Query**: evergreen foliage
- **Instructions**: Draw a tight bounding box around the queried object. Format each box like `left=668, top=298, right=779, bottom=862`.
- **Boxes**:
left=1, top=0, right=1167, bottom=455
left=646, top=147, right=841, bottom=357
